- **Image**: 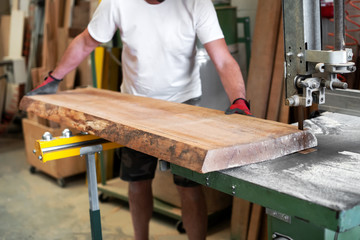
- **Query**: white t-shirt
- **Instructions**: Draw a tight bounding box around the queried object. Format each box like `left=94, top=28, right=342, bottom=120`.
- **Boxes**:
left=88, top=0, right=224, bottom=103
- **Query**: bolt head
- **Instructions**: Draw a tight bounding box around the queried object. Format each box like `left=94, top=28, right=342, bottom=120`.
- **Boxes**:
left=62, top=129, right=72, bottom=138
left=42, top=132, right=53, bottom=141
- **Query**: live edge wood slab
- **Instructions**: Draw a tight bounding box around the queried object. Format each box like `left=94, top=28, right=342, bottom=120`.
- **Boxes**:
left=19, top=88, right=317, bottom=173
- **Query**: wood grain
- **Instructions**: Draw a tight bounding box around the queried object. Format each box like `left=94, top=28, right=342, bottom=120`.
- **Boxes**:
left=247, top=204, right=263, bottom=240
left=266, top=15, right=284, bottom=122
left=231, top=197, right=251, bottom=240
left=19, top=88, right=317, bottom=173
left=247, top=0, right=282, bottom=118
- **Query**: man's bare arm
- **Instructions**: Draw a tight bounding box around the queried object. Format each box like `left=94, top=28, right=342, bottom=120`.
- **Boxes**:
left=204, top=38, right=246, bottom=103
left=52, top=28, right=101, bottom=79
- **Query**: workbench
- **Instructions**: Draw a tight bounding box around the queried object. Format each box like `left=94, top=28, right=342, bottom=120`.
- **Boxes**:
left=171, top=112, right=360, bottom=239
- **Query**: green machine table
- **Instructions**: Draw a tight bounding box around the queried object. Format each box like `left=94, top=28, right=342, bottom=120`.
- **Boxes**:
left=171, top=112, right=360, bottom=240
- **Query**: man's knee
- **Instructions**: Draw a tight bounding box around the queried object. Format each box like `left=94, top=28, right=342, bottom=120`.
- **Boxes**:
left=129, top=179, right=152, bottom=194
left=173, top=174, right=200, bottom=187
left=176, top=185, right=204, bottom=202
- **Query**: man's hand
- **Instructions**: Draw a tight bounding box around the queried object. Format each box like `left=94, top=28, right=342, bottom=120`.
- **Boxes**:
left=26, top=72, right=62, bottom=96
left=225, top=98, right=253, bottom=116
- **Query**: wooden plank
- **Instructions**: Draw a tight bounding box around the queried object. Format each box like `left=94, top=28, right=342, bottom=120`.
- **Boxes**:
left=41, top=0, right=58, bottom=69
left=246, top=204, right=263, bottom=240
left=64, top=0, right=74, bottom=29
left=31, top=66, right=39, bottom=87
left=19, top=88, right=317, bottom=173
left=231, top=197, right=251, bottom=240
left=41, top=0, right=49, bottom=67
left=259, top=212, right=268, bottom=240
left=46, top=0, right=58, bottom=69
left=1, top=15, right=11, bottom=57
left=246, top=0, right=282, bottom=118
left=5, top=83, right=23, bottom=116
left=12, top=0, right=19, bottom=10
left=8, top=10, right=25, bottom=57
left=266, top=16, right=284, bottom=122
left=0, top=79, right=6, bottom=121
left=279, top=87, right=290, bottom=124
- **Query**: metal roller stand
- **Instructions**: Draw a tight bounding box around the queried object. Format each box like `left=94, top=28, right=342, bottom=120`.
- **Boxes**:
left=80, top=145, right=104, bottom=240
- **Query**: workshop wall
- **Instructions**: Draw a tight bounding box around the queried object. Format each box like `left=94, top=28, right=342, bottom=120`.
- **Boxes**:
left=232, top=0, right=258, bottom=39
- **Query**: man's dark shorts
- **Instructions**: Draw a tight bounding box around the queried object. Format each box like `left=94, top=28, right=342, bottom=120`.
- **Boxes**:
left=119, top=97, right=201, bottom=187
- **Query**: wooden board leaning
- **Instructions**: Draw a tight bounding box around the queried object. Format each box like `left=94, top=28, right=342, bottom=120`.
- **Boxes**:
left=19, top=88, right=317, bottom=173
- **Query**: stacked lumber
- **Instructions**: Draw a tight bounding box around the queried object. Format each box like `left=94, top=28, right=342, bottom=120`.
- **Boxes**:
left=0, top=2, right=26, bottom=129
left=0, top=0, right=100, bottom=129
left=246, top=0, right=283, bottom=121
left=246, top=0, right=290, bottom=124
left=27, top=0, right=98, bottom=127
left=31, top=0, right=92, bottom=93
left=3, top=0, right=107, bottom=181
left=0, top=15, right=10, bottom=123
left=236, top=0, right=285, bottom=239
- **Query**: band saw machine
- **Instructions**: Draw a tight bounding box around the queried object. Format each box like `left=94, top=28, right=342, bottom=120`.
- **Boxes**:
left=171, top=0, right=360, bottom=239
left=283, top=0, right=356, bottom=129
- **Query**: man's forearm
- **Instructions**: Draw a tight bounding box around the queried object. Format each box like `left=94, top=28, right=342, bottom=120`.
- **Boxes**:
left=52, top=28, right=100, bottom=79
left=217, top=58, right=246, bottom=103
left=204, top=38, right=246, bottom=103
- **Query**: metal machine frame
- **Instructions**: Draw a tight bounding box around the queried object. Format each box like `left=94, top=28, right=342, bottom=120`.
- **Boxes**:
left=283, top=0, right=355, bottom=108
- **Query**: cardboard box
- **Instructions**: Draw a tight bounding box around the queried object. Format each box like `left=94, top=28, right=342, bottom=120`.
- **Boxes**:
left=22, top=118, right=86, bottom=181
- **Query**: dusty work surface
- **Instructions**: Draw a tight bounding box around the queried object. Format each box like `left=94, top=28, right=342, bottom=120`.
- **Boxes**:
left=19, top=88, right=317, bottom=173
left=222, top=112, right=360, bottom=211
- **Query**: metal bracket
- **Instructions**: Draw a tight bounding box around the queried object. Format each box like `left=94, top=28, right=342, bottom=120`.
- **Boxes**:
left=266, top=208, right=292, bottom=224
left=159, top=160, right=170, bottom=171
left=272, top=232, right=294, bottom=240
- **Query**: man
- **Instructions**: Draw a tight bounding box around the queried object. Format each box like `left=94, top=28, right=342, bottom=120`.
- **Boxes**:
left=28, top=0, right=251, bottom=239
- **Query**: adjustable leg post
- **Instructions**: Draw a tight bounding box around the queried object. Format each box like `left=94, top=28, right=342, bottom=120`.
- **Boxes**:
left=81, top=145, right=103, bottom=240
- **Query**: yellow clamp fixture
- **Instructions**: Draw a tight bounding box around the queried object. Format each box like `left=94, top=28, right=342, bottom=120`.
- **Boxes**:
left=33, top=129, right=122, bottom=162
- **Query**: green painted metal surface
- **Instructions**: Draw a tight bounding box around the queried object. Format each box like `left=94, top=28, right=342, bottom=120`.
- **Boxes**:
left=89, top=209, right=102, bottom=240
left=268, top=214, right=360, bottom=240
left=237, top=17, right=251, bottom=71
left=325, top=227, right=360, bottom=240
left=170, top=164, right=359, bottom=233
left=216, top=6, right=238, bottom=46
left=338, top=205, right=360, bottom=232
left=268, top=215, right=324, bottom=240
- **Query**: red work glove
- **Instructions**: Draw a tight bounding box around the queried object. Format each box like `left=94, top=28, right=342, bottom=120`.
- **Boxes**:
left=26, top=71, right=62, bottom=96
left=225, top=98, right=253, bottom=116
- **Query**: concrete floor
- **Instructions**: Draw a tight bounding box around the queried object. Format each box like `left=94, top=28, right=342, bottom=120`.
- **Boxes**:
left=0, top=123, right=231, bottom=240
